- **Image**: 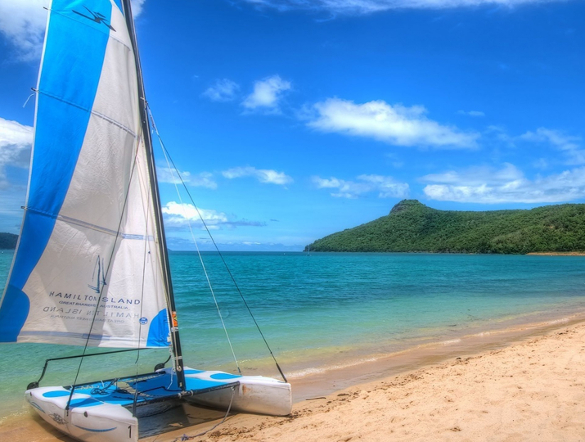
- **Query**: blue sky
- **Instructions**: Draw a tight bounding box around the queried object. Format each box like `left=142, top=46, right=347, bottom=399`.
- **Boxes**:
left=0, top=0, right=583, bottom=251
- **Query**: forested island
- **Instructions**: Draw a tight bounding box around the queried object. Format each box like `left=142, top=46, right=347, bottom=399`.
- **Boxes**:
left=0, top=233, right=18, bottom=249
left=305, top=200, right=585, bottom=254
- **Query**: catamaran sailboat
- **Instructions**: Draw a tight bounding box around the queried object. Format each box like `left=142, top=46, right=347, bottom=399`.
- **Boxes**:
left=0, top=1, right=291, bottom=441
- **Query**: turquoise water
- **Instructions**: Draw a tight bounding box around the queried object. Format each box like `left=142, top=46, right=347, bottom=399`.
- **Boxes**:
left=1, top=250, right=585, bottom=418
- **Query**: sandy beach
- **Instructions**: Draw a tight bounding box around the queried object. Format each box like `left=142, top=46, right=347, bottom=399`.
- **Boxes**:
left=2, top=318, right=584, bottom=442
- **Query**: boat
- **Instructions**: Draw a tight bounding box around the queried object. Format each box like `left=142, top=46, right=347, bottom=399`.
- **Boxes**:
left=0, top=1, right=292, bottom=441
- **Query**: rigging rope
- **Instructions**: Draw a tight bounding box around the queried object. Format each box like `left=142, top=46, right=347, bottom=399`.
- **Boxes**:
left=171, top=386, right=237, bottom=441
left=148, top=108, right=241, bottom=375
left=148, top=107, right=287, bottom=383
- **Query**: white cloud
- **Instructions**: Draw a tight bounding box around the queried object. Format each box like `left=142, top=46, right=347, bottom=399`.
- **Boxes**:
left=422, top=163, right=522, bottom=186
left=358, top=174, right=410, bottom=198
left=533, top=158, right=549, bottom=169
left=157, top=167, right=217, bottom=189
left=242, top=75, right=291, bottom=111
left=244, top=0, right=567, bottom=15
left=222, top=166, right=293, bottom=185
left=484, top=125, right=516, bottom=147
left=131, top=0, right=146, bottom=16
left=185, top=172, right=217, bottom=189
left=0, top=117, right=33, bottom=189
left=313, top=174, right=409, bottom=199
left=307, top=98, right=479, bottom=149
left=520, top=127, right=584, bottom=165
left=203, top=79, right=240, bottom=102
left=422, top=163, right=585, bottom=203
left=162, top=202, right=227, bottom=229
left=457, top=110, right=485, bottom=117
left=0, top=0, right=145, bottom=61
left=0, top=0, right=48, bottom=61
left=162, top=201, right=266, bottom=229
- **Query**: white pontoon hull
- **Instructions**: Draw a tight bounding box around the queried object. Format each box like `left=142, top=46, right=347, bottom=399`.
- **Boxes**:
left=27, top=386, right=140, bottom=442
left=182, top=369, right=292, bottom=416
left=26, top=367, right=291, bottom=442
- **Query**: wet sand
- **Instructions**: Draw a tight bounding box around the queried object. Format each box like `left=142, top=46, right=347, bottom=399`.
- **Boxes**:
left=2, top=315, right=585, bottom=441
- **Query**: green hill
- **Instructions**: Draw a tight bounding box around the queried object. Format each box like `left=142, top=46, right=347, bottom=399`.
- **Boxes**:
left=0, top=233, right=18, bottom=249
left=305, top=200, right=585, bottom=254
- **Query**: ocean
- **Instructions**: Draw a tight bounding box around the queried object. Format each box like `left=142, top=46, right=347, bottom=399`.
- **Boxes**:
left=1, top=250, right=584, bottom=420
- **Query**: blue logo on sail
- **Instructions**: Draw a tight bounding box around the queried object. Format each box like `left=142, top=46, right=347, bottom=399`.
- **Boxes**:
left=73, top=7, right=116, bottom=32
left=88, top=256, right=107, bottom=294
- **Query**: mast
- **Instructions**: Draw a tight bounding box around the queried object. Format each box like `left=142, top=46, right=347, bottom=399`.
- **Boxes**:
left=122, top=0, right=186, bottom=390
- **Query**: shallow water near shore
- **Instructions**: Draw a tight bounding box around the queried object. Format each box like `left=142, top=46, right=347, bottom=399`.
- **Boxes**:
left=1, top=251, right=585, bottom=422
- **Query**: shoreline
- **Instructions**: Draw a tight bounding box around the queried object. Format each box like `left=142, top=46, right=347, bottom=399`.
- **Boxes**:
left=289, top=311, right=585, bottom=403
left=2, top=313, right=585, bottom=441
left=526, top=251, right=585, bottom=256
left=190, top=318, right=585, bottom=441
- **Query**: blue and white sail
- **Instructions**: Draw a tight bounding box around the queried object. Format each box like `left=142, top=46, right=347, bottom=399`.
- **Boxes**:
left=0, top=0, right=170, bottom=348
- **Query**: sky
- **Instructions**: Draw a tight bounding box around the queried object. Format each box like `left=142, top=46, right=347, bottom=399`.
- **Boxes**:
left=0, top=0, right=583, bottom=251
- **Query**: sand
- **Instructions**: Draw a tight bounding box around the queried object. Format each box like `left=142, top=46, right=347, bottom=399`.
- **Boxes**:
left=3, top=319, right=585, bottom=442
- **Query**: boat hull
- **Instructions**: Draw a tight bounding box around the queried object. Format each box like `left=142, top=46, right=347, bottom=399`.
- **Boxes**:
left=181, top=368, right=292, bottom=416
left=25, top=367, right=291, bottom=442
left=26, top=386, right=139, bottom=442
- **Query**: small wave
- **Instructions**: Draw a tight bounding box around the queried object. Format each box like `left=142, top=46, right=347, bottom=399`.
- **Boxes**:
left=287, top=356, right=379, bottom=379
left=545, top=317, right=569, bottom=325
left=287, top=367, right=327, bottom=378
left=0, top=407, right=29, bottom=427
left=441, top=338, right=462, bottom=346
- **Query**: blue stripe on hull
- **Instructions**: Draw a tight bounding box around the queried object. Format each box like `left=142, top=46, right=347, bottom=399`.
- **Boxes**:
left=74, top=425, right=117, bottom=433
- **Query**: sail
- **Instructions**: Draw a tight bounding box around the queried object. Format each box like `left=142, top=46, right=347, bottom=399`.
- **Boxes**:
left=0, top=0, right=170, bottom=348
